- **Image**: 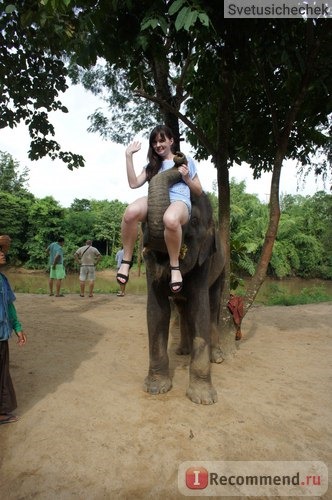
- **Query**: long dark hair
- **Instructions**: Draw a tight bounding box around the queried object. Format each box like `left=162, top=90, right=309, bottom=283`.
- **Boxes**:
left=145, top=125, right=175, bottom=181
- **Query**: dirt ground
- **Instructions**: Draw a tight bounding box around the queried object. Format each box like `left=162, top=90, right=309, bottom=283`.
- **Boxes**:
left=0, top=291, right=331, bottom=499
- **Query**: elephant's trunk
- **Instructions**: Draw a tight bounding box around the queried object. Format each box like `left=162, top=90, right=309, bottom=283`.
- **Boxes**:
left=144, top=152, right=187, bottom=253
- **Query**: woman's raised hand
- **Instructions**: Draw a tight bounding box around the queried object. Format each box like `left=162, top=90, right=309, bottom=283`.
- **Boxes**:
left=126, top=141, right=141, bottom=156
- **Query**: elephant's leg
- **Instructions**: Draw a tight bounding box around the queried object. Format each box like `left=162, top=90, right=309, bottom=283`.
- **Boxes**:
left=209, top=275, right=224, bottom=364
left=185, top=276, right=217, bottom=404
left=143, top=284, right=172, bottom=395
left=187, top=335, right=217, bottom=405
left=173, top=297, right=192, bottom=355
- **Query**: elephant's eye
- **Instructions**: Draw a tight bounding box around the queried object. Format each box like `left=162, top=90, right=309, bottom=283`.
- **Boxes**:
left=191, top=217, right=199, bottom=226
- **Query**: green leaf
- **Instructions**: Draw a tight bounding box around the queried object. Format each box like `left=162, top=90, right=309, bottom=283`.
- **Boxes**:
left=168, top=0, right=186, bottom=16
left=141, top=18, right=152, bottom=30
left=158, top=17, right=169, bottom=35
left=184, top=10, right=198, bottom=31
left=198, top=12, right=209, bottom=27
left=5, top=4, right=16, bottom=14
left=141, top=17, right=159, bottom=31
left=175, top=6, right=190, bottom=31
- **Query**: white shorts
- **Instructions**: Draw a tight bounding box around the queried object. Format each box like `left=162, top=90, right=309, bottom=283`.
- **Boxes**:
left=79, top=265, right=96, bottom=281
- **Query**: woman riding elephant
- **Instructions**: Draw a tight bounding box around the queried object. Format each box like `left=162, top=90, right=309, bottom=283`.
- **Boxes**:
left=116, top=124, right=203, bottom=293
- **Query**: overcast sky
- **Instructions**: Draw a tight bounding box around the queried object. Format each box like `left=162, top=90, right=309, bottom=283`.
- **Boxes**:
left=1, top=84, right=328, bottom=207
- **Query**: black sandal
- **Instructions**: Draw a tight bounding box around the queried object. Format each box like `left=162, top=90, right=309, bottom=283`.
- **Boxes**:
left=169, top=265, right=183, bottom=293
left=116, top=259, right=133, bottom=285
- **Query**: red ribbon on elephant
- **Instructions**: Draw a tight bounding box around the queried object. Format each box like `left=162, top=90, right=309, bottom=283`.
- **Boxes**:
left=227, top=294, right=244, bottom=340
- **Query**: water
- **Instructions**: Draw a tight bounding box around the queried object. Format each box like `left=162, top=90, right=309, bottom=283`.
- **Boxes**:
left=2, top=268, right=332, bottom=301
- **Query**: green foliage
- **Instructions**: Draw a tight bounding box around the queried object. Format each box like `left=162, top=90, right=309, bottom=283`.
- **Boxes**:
left=228, top=180, right=332, bottom=281
left=98, top=255, right=114, bottom=270
left=0, top=0, right=84, bottom=168
left=0, top=152, right=128, bottom=270
left=0, top=190, right=33, bottom=263
left=275, top=192, right=332, bottom=278
left=0, top=151, right=29, bottom=193
left=229, top=179, right=268, bottom=285
left=90, top=199, right=127, bottom=260
left=0, top=159, right=330, bottom=283
left=266, top=285, right=332, bottom=306
left=25, top=196, right=65, bottom=268
left=77, top=65, right=163, bottom=145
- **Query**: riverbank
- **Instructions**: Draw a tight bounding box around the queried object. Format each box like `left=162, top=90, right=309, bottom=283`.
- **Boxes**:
left=0, top=294, right=331, bottom=498
left=4, top=267, right=332, bottom=305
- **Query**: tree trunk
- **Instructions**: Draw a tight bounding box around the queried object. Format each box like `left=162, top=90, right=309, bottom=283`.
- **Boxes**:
left=215, top=46, right=238, bottom=358
left=243, top=148, right=284, bottom=311
left=243, top=21, right=321, bottom=312
left=216, top=154, right=237, bottom=357
left=150, top=54, right=182, bottom=150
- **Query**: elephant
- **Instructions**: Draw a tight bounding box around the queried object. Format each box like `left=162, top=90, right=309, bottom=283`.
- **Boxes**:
left=142, top=154, right=225, bottom=404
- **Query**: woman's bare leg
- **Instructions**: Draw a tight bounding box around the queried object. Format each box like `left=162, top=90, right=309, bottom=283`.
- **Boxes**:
left=117, top=196, right=148, bottom=283
left=163, top=201, right=189, bottom=291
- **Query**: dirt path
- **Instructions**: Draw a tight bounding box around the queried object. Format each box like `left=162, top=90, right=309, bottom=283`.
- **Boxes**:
left=0, top=293, right=331, bottom=499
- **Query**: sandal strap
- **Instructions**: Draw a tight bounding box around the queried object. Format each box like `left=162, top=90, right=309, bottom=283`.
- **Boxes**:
left=170, top=265, right=180, bottom=270
left=121, top=259, right=132, bottom=265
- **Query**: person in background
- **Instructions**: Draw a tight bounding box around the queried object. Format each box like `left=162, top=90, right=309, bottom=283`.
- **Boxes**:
left=0, top=235, right=27, bottom=425
left=115, top=248, right=126, bottom=297
left=74, top=239, right=101, bottom=298
left=46, top=237, right=65, bottom=297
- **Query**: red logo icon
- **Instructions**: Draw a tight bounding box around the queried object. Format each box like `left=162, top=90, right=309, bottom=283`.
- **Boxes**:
left=186, top=466, right=208, bottom=489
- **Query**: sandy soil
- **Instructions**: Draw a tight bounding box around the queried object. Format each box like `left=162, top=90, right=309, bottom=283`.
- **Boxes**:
left=0, top=292, right=331, bottom=499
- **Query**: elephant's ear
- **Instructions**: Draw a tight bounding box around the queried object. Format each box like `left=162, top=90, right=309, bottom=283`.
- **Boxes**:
left=198, top=228, right=216, bottom=266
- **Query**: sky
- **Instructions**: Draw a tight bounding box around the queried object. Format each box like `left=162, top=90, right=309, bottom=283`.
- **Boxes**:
left=1, top=83, right=329, bottom=207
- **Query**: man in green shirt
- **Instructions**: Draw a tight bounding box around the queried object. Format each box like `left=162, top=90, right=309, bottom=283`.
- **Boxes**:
left=46, top=236, right=66, bottom=297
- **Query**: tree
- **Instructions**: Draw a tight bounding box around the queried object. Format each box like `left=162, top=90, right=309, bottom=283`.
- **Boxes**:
left=230, top=179, right=268, bottom=282
left=0, top=151, right=29, bottom=193
left=277, top=192, right=332, bottom=278
left=0, top=151, right=34, bottom=263
left=25, top=196, right=65, bottom=268
left=0, top=190, right=34, bottom=263
left=91, top=199, right=127, bottom=258
left=0, top=0, right=84, bottom=168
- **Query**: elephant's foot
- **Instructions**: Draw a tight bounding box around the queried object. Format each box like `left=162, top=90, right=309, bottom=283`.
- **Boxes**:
left=186, top=379, right=218, bottom=405
left=175, top=344, right=191, bottom=355
left=211, top=345, right=224, bottom=364
left=143, top=374, right=172, bottom=395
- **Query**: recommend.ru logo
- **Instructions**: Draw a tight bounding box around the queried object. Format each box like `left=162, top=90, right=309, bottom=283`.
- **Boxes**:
left=178, top=461, right=328, bottom=496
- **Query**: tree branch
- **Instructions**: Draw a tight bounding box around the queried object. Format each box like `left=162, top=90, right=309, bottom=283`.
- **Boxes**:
left=254, top=60, right=280, bottom=143
left=134, top=87, right=216, bottom=155
left=282, top=21, right=321, bottom=140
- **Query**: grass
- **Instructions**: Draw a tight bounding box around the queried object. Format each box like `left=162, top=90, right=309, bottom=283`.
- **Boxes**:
left=264, top=285, right=332, bottom=306
left=7, top=268, right=332, bottom=305
left=9, top=267, right=148, bottom=295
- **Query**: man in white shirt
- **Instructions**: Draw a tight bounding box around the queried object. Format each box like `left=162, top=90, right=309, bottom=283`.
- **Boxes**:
left=74, top=240, right=101, bottom=297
